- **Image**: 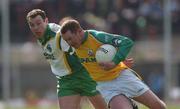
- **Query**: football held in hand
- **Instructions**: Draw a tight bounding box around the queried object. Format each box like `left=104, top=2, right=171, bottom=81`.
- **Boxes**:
left=95, top=44, right=117, bottom=63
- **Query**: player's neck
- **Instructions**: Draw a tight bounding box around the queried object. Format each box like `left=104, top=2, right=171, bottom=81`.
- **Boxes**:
left=81, top=30, right=87, bottom=44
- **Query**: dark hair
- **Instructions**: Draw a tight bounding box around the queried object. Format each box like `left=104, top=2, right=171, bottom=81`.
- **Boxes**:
left=26, top=9, right=46, bottom=22
left=61, top=20, right=81, bottom=34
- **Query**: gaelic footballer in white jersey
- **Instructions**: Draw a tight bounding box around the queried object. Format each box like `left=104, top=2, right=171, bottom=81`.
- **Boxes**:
left=37, top=23, right=71, bottom=76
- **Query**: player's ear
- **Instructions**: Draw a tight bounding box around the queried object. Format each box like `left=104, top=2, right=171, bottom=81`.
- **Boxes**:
left=76, top=29, right=80, bottom=36
left=78, top=29, right=83, bottom=34
left=45, top=17, right=49, bottom=23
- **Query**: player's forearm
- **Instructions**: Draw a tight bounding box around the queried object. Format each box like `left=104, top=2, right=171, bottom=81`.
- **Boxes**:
left=112, top=37, right=134, bottom=64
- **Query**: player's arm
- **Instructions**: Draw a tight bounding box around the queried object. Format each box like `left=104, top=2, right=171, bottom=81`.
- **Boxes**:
left=89, top=30, right=134, bottom=65
left=56, top=31, right=72, bottom=53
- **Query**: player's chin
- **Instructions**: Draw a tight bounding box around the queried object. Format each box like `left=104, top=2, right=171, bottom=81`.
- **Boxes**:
left=34, top=32, right=43, bottom=37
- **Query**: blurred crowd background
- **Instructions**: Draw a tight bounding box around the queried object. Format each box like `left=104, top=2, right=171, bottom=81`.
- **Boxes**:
left=0, top=0, right=180, bottom=108
left=6, top=0, right=180, bottom=42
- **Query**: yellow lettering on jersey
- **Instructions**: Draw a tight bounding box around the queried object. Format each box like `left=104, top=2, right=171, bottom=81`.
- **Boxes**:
left=75, top=33, right=128, bottom=81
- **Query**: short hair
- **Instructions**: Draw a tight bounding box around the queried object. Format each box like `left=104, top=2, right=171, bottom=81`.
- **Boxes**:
left=61, top=20, right=81, bottom=34
left=26, top=9, right=46, bottom=22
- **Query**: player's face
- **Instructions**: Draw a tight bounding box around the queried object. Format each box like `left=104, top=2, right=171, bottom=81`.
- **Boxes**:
left=62, top=30, right=82, bottom=48
left=28, top=15, right=48, bottom=38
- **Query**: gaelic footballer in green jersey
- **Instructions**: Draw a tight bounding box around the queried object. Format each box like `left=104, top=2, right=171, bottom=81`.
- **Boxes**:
left=61, top=19, right=167, bottom=109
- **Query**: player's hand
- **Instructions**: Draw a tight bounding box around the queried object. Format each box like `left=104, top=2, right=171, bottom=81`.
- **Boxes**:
left=99, top=61, right=116, bottom=70
left=123, top=58, right=134, bottom=68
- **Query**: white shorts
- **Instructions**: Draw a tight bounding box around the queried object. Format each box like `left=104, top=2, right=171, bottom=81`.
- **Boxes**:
left=97, top=69, right=149, bottom=103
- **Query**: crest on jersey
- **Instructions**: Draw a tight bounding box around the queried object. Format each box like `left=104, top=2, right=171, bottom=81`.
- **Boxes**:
left=88, top=49, right=94, bottom=56
left=46, top=44, right=52, bottom=53
left=43, top=44, right=55, bottom=60
left=112, top=38, right=122, bottom=47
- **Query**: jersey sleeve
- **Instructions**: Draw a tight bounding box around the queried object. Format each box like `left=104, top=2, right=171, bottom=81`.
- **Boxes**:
left=55, top=31, right=71, bottom=52
left=88, top=30, right=134, bottom=65
left=50, top=23, right=61, bottom=32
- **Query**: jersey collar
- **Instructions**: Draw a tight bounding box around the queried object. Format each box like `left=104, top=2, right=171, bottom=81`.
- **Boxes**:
left=81, top=30, right=88, bottom=44
left=38, top=25, right=53, bottom=46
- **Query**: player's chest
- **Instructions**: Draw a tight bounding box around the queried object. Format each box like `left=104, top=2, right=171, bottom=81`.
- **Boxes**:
left=42, top=39, right=60, bottom=60
left=76, top=41, right=101, bottom=58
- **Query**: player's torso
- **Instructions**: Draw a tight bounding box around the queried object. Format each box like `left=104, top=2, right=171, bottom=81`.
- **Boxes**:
left=38, top=23, right=73, bottom=76
left=75, top=32, right=127, bottom=81
left=39, top=24, right=93, bottom=79
left=42, top=38, right=73, bottom=77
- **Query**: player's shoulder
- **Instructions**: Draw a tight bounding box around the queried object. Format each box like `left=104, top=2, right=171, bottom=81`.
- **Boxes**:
left=87, top=29, right=98, bottom=35
left=87, top=29, right=102, bottom=37
left=87, top=29, right=107, bottom=38
left=48, top=23, right=61, bottom=32
left=89, top=29, right=108, bottom=34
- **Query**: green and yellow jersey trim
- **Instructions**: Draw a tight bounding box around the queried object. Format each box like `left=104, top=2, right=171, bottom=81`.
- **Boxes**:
left=63, top=53, right=73, bottom=74
left=56, top=32, right=72, bottom=74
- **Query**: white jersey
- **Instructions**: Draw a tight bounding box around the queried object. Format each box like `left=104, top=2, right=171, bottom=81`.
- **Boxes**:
left=37, top=23, right=72, bottom=76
